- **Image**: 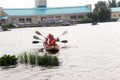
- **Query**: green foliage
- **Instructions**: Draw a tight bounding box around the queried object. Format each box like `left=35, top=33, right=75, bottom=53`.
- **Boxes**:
left=37, top=54, right=59, bottom=66
left=0, top=55, right=17, bottom=66
left=18, top=52, right=59, bottom=67
left=18, top=54, right=24, bottom=64
left=23, top=52, right=29, bottom=64
left=29, top=53, right=36, bottom=65
left=1, top=24, right=15, bottom=30
left=108, top=0, right=117, bottom=8
left=117, top=1, right=120, bottom=7
left=52, top=56, right=59, bottom=66
left=80, top=18, right=93, bottom=23
left=99, top=7, right=111, bottom=22
left=108, top=0, right=120, bottom=7
left=88, top=12, right=99, bottom=22
left=0, top=52, right=59, bottom=67
left=93, top=1, right=111, bottom=22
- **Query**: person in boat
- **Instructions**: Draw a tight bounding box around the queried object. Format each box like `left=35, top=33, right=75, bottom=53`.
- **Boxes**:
left=44, top=33, right=59, bottom=47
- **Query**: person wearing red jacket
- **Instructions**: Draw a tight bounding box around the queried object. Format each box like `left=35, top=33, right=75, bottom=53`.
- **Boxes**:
left=44, top=34, right=59, bottom=47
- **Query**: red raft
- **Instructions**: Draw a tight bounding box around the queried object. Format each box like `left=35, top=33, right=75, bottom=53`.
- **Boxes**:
left=44, top=44, right=60, bottom=54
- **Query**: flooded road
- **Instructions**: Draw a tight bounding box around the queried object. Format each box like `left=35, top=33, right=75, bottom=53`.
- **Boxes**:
left=1, top=22, right=120, bottom=80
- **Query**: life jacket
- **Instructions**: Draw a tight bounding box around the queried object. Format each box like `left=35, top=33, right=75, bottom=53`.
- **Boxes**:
left=44, top=35, right=57, bottom=46
left=48, top=38, right=56, bottom=46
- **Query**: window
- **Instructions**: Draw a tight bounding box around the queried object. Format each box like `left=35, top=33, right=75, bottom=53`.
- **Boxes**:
left=49, top=17, right=53, bottom=19
left=56, top=16, right=61, bottom=19
left=12, top=18, right=17, bottom=24
left=18, top=18, right=25, bottom=23
left=78, top=15, right=84, bottom=19
left=1, top=19, right=5, bottom=23
left=12, top=18, right=16, bottom=20
left=41, top=17, right=46, bottom=21
left=26, top=18, right=32, bottom=22
left=70, top=16, right=76, bottom=19
left=114, top=14, right=116, bottom=17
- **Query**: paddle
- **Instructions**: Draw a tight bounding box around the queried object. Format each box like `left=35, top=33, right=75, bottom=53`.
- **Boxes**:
left=59, top=30, right=68, bottom=38
left=35, top=31, right=45, bottom=38
left=32, top=41, right=41, bottom=44
left=60, top=40, right=68, bottom=43
left=33, top=35, right=43, bottom=41
left=33, top=35, right=68, bottom=43
left=35, top=30, right=68, bottom=38
left=33, top=40, right=68, bottom=44
left=34, top=30, right=68, bottom=44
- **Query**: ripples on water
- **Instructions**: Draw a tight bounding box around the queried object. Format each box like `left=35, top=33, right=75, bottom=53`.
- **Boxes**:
left=1, top=22, right=120, bottom=80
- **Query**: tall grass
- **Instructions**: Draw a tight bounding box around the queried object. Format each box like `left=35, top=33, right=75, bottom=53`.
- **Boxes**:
left=23, top=52, right=28, bottom=64
left=37, top=54, right=59, bottom=66
left=18, top=52, right=59, bottom=66
left=29, top=53, right=36, bottom=66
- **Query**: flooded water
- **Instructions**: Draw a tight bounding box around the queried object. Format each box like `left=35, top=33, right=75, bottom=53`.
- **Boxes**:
left=1, top=22, right=120, bottom=80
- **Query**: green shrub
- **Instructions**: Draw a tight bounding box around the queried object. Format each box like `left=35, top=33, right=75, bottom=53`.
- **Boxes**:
left=0, top=55, right=17, bottom=66
left=80, top=18, right=93, bottom=23
left=2, top=24, right=15, bottom=29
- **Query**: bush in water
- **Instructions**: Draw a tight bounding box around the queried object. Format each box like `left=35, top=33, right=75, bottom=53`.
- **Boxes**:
left=0, top=55, right=17, bottom=66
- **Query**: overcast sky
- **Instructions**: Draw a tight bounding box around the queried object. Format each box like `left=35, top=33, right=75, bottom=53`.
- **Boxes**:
left=0, top=0, right=120, bottom=9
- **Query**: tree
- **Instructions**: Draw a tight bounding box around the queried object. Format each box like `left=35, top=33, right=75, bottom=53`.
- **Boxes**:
left=88, top=12, right=99, bottom=22
left=117, top=1, right=120, bottom=7
left=94, top=1, right=111, bottom=22
left=108, top=0, right=117, bottom=8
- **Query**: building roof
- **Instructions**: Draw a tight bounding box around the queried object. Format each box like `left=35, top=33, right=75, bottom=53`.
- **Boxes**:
left=0, top=16, right=8, bottom=19
left=111, top=7, right=120, bottom=12
left=3, top=6, right=91, bottom=16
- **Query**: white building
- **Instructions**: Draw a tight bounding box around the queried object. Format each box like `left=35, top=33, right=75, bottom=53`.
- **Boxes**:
left=111, top=7, right=120, bottom=19
left=0, top=0, right=91, bottom=27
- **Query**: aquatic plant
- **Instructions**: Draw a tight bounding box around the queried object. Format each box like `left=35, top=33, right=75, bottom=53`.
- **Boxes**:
left=0, top=55, right=17, bottom=66
left=39, top=54, right=59, bottom=66
left=17, top=54, right=24, bottom=64
left=23, top=52, right=29, bottom=64
left=52, top=56, right=59, bottom=66
left=28, top=53, right=36, bottom=66
left=18, top=52, right=59, bottom=66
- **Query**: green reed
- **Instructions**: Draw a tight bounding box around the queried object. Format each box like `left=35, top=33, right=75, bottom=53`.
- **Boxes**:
left=23, top=52, right=29, bottom=64
left=28, top=53, right=36, bottom=65
left=37, top=54, right=60, bottom=66
left=18, top=52, right=59, bottom=66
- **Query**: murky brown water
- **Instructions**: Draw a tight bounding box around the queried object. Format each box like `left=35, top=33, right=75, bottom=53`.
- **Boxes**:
left=1, top=22, right=120, bottom=80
